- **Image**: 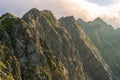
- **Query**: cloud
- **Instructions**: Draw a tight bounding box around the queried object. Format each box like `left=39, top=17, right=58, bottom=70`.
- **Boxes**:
left=0, top=0, right=65, bottom=17
left=58, top=0, right=120, bottom=28
left=0, top=0, right=120, bottom=28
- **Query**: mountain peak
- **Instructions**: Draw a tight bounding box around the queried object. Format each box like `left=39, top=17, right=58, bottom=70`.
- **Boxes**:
left=65, top=16, right=75, bottom=20
left=0, top=12, right=16, bottom=20
left=3, top=12, right=16, bottom=17
left=22, top=8, right=55, bottom=22
left=40, top=10, right=53, bottom=15
left=23, top=8, right=54, bottom=17
left=92, top=17, right=109, bottom=26
left=22, top=8, right=40, bottom=22
left=40, top=10, right=55, bottom=19
left=0, top=8, right=114, bottom=80
left=59, top=16, right=75, bottom=23
left=77, top=18, right=86, bottom=24
left=93, top=17, right=104, bottom=22
left=28, top=8, right=40, bottom=13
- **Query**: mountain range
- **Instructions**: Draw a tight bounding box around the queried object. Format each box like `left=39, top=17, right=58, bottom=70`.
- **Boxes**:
left=0, top=8, right=119, bottom=80
left=77, top=18, right=120, bottom=80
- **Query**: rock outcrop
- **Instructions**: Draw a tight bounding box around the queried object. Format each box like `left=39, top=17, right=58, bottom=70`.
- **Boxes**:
left=77, top=18, right=120, bottom=80
left=59, top=16, right=112, bottom=80
left=0, top=8, right=112, bottom=80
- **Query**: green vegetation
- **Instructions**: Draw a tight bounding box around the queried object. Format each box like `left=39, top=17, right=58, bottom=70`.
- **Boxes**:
left=0, top=9, right=113, bottom=80
left=77, top=18, right=120, bottom=79
left=0, top=18, right=14, bottom=30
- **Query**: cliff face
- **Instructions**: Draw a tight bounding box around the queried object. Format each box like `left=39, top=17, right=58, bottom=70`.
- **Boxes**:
left=59, top=16, right=112, bottom=80
left=0, top=8, right=112, bottom=80
left=0, top=11, right=69, bottom=80
left=22, top=8, right=86, bottom=80
left=77, top=18, right=120, bottom=80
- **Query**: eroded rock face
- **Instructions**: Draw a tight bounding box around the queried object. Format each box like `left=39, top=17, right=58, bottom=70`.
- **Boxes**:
left=77, top=18, right=120, bottom=80
left=59, top=16, right=112, bottom=80
left=22, top=8, right=86, bottom=80
left=0, top=11, right=69, bottom=80
left=0, top=8, right=112, bottom=80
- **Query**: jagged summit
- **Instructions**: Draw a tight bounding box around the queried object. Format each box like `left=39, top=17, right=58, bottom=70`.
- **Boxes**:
left=59, top=16, right=75, bottom=24
left=77, top=17, right=112, bottom=29
left=0, top=8, right=114, bottom=80
left=93, top=17, right=106, bottom=24
left=22, top=8, right=40, bottom=21
left=22, top=8, right=54, bottom=19
left=40, top=10, right=54, bottom=16
left=22, top=8, right=56, bottom=25
left=60, top=16, right=75, bottom=20
left=28, top=8, right=40, bottom=13
left=94, top=17, right=103, bottom=21
left=22, top=8, right=59, bottom=28
left=59, top=16, right=112, bottom=80
left=77, top=18, right=86, bottom=24
left=0, top=12, right=17, bottom=21
left=25, top=8, right=40, bottom=17
left=92, top=17, right=113, bottom=29
left=25, top=8, right=53, bottom=16
left=0, top=12, right=18, bottom=30
left=77, top=16, right=120, bottom=80
left=1, top=12, right=16, bottom=18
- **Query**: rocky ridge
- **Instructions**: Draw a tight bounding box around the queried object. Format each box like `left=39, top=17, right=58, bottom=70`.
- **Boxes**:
left=0, top=8, right=112, bottom=80
left=77, top=18, right=120, bottom=80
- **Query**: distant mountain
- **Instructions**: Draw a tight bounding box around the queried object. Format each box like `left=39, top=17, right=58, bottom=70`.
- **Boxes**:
left=77, top=18, right=120, bottom=80
left=0, top=8, right=112, bottom=80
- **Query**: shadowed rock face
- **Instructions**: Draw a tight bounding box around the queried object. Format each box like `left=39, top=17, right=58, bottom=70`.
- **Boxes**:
left=59, top=16, right=112, bottom=80
left=77, top=18, right=120, bottom=80
left=0, top=8, right=112, bottom=80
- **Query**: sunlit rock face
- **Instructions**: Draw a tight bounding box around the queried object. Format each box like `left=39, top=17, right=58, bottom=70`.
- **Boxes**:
left=0, top=8, right=112, bottom=80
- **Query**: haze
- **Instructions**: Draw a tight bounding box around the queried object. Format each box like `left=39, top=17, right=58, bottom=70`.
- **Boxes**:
left=0, top=0, right=120, bottom=28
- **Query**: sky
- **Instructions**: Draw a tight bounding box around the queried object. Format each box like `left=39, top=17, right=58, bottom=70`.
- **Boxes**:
left=0, top=0, right=120, bottom=28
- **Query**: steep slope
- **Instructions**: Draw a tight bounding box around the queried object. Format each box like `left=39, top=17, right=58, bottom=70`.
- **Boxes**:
left=77, top=18, right=120, bottom=80
left=59, top=16, right=112, bottom=80
left=0, top=12, right=69, bottom=80
left=0, top=8, right=112, bottom=80
left=0, top=13, right=22, bottom=80
left=22, top=8, right=86, bottom=80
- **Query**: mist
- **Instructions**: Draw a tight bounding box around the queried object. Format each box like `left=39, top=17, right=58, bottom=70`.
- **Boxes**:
left=0, top=0, right=120, bottom=28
